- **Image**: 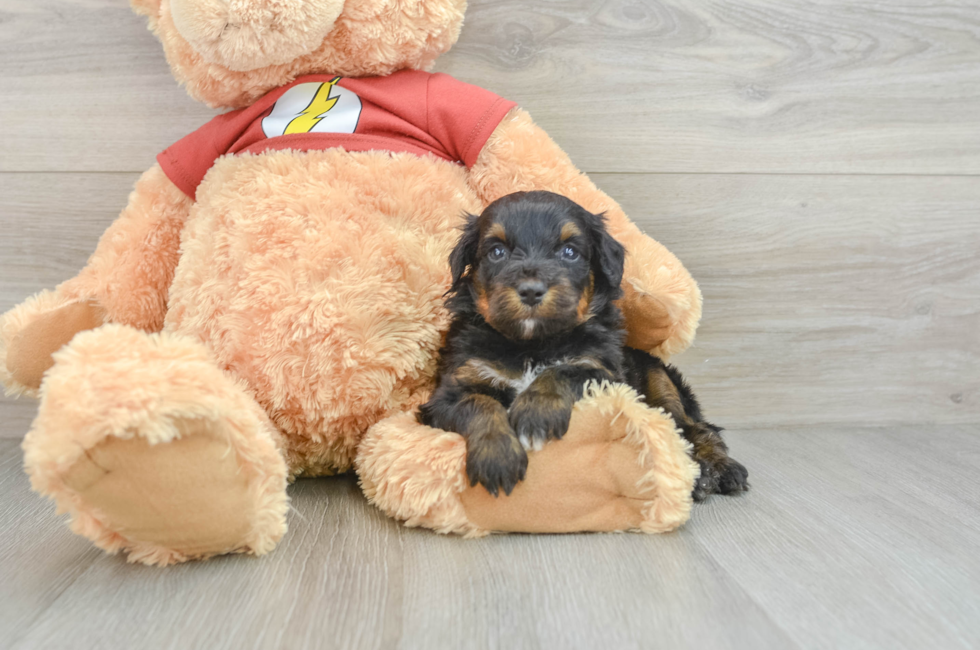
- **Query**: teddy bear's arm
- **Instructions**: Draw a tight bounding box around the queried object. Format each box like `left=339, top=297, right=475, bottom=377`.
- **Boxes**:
left=59, top=164, right=192, bottom=327
left=1, top=165, right=192, bottom=394
left=468, top=108, right=702, bottom=359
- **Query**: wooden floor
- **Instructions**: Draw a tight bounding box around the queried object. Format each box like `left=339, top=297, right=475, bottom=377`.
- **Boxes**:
left=1, top=0, right=978, bottom=648
left=2, top=427, right=979, bottom=650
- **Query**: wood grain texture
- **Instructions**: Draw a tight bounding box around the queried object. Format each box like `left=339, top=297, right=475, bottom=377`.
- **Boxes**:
left=0, top=399, right=37, bottom=439
left=0, top=439, right=104, bottom=647
left=603, top=173, right=980, bottom=427
left=694, top=425, right=980, bottom=650
left=397, top=524, right=794, bottom=649
left=447, top=0, right=980, bottom=174
left=2, top=428, right=979, bottom=650
left=0, top=173, right=139, bottom=314
left=0, top=0, right=211, bottom=173
left=2, top=173, right=976, bottom=437
left=2, top=0, right=979, bottom=173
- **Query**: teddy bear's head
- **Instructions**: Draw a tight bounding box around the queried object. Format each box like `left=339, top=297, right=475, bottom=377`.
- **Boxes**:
left=132, top=0, right=467, bottom=109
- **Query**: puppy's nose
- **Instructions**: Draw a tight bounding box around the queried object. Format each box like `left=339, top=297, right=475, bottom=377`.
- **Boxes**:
left=517, top=280, right=547, bottom=306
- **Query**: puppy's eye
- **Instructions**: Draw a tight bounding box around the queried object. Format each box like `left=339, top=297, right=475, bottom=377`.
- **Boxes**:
left=487, top=244, right=509, bottom=262
left=560, top=245, right=580, bottom=261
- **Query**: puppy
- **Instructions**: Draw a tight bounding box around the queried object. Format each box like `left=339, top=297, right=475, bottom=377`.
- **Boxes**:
left=418, top=191, right=748, bottom=500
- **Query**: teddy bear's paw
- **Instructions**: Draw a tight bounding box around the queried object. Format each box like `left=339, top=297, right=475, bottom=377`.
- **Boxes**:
left=620, top=285, right=674, bottom=354
left=59, top=424, right=279, bottom=565
left=359, top=383, right=702, bottom=537
left=1, top=292, right=106, bottom=395
left=22, top=324, right=290, bottom=565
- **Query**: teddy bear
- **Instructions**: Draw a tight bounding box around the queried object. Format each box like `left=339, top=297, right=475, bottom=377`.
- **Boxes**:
left=0, top=0, right=703, bottom=565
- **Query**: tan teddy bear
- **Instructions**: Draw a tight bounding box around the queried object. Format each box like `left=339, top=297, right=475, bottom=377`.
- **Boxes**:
left=0, top=0, right=702, bottom=565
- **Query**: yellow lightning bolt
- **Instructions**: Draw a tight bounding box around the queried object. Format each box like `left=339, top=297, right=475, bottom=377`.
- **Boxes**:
left=284, top=77, right=342, bottom=135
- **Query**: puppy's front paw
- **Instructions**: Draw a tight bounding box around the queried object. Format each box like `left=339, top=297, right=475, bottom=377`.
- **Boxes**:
left=692, top=457, right=749, bottom=501
left=508, top=391, right=573, bottom=451
left=692, top=460, right=719, bottom=502
left=717, top=458, right=749, bottom=495
left=466, top=432, right=528, bottom=497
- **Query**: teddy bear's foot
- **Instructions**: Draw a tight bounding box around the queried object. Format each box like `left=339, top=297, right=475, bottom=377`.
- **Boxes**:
left=356, top=381, right=700, bottom=536
left=23, top=324, right=289, bottom=566
left=0, top=291, right=107, bottom=396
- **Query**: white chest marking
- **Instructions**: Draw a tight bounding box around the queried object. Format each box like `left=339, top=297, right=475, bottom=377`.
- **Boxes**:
left=521, top=320, right=537, bottom=339
left=470, top=360, right=550, bottom=395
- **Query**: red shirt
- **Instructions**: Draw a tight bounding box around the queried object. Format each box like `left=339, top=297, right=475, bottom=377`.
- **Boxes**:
left=158, top=70, right=517, bottom=199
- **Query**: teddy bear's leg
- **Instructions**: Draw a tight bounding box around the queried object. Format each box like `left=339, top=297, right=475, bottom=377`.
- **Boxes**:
left=357, top=382, right=700, bottom=536
left=470, top=108, right=702, bottom=359
left=23, top=324, right=289, bottom=566
left=1, top=165, right=192, bottom=395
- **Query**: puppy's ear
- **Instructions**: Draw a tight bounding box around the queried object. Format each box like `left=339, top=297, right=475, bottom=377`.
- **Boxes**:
left=586, top=211, right=625, bottom=290
left=449, top=213, right=482, bottom=291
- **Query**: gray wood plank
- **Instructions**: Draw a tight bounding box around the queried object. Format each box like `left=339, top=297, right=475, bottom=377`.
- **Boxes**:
left=0, top=438, right=104, bottom=647
left=0, top=0, right=212, bottom=173
left=449, top=0, right=980, bottom=175
left=396, top=524, right=795, bottom=650
left=693, top=426, right=980, bottom=650
left=0, top=173, right=139, bottom=315
left=601, top=173, right=980, bottom=428
left=0, top=398, right=37, bottom=440
left=4, top=428, right=979, bottom=649
left=2, top=0, right=980, bottom=174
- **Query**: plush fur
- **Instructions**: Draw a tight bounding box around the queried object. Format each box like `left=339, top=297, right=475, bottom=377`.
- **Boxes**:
left=166, top=149, right=476, bottom=476
left=1, top=0, right=706, bottom=563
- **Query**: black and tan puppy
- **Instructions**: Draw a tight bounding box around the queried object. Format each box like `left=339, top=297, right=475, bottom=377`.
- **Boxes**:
left=418, top=191, right=748, bottom=500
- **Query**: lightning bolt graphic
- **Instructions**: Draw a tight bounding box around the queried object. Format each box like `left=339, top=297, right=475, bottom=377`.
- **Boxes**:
left=284, top=77, right=342, bottom=135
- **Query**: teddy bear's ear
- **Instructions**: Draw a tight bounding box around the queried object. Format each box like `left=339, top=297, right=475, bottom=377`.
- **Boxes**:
left=449, top=213, right=482, bottom=291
